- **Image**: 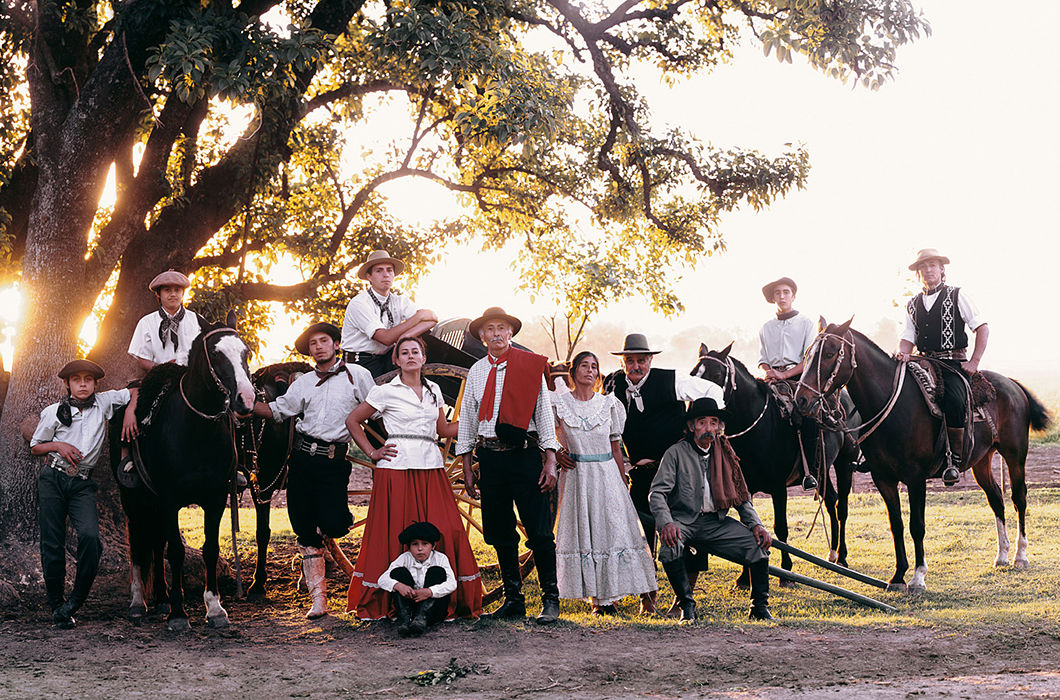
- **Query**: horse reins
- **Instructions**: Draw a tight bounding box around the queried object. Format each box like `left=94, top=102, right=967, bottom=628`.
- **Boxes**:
left=180, top=327, right=239, bottom=420
left=696, top=354, right=770, bottom=438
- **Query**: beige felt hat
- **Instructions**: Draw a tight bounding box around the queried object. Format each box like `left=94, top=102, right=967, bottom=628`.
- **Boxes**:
left=294, top=322, right=341, bottom=356
left=908, top=248, right=950, bottom=271
left=357, top=250, right=406, bottom=280
left=469, top=307, right=522, bottom=337
left=761, top=276, right=798, bottom=303
left=148, top=269, right=191, bottom=291
left=58, top=359, right=105, bottom=380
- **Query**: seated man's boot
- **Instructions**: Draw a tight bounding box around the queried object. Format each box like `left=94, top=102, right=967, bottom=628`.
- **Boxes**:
left=483, top=547, right=525, bottom=620
left=662, top=559, right=696, bottom=622
left=748, top=560, right=774, bottom=621
left=943, top=428, right=964, bottom=486
left=533, top=549, right=561, bottom=625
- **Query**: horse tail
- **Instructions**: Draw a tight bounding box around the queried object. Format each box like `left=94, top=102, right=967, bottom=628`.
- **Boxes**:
left=1013, top=380, right=1051, bottom=432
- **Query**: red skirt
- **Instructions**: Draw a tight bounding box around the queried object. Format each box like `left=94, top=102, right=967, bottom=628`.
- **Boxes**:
left=346, top=468, right=483, bottom=620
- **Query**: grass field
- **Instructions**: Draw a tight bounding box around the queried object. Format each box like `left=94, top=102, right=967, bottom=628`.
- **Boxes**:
left=179, top=486, right=1060, bottom=634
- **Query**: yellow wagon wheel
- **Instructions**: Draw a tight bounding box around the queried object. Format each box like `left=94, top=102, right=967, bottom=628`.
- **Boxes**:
left=345, top=363, right=532, bottom=604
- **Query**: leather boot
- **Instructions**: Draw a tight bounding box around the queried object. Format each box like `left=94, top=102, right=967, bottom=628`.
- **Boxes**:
left=483, top=547, right=525, bottom=620
left=410, top=597, right=441, bottom=635
left=748, top=560, right=774, bottom=621
left=44, top=577, right=65, bottom=613
left=533, top=549, right=561, bottom=625
left=393, top=594, right=415, bottom=636
left=943, top=428, right=964, bottom=486
left=662, top=559, right=696, bottom=622
left=302, top=546, right=328, bottom=620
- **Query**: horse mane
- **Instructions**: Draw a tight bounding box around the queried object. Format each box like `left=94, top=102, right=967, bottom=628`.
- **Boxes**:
left=135, top=362, right=188, bottom=424
left=252, top=361, right=313, bottom=385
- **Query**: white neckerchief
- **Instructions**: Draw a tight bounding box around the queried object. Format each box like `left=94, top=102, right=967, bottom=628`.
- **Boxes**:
left=626, top=370, right=651, bottom=412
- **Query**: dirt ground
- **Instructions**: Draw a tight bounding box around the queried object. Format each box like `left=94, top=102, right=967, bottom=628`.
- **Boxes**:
left=2, top=447, right=1060, bottom=699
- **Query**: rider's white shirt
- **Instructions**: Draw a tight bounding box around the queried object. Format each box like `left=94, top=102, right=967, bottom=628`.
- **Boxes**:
left=900, top=287, right=985, bottom=346
left=268, top=362, right=374, bottom=443
left=341, top=289, right=418, bottom=354
left=127, top=309, right=202, bottom=366
left=758, top=312, right=816, bottom=369
left=31, top=389, right=132, bottom=469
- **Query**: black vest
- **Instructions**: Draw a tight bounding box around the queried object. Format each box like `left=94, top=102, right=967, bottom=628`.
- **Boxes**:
left=907, top=285, right=968, bottom=352
left=609, top=368, right=685, bottom=462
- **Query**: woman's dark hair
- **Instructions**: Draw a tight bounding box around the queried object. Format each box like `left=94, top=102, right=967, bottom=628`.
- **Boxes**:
left=570, top=350, right=602, bottom=392
left=392, top=335, right=437, bottom=404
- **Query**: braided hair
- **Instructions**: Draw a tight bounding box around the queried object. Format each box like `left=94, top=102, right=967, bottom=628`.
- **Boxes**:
left=392, top=335, right=438, bottom=404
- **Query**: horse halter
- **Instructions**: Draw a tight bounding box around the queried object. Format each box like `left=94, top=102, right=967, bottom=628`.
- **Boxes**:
left=180, top=327, right=241, bottom=420
left=797, top=330, right=858, bottom=405
left=695, top=354, right=737, bottom=399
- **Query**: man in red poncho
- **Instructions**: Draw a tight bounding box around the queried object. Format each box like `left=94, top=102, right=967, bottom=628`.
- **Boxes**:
left=457, top=307, right=562, bottom=624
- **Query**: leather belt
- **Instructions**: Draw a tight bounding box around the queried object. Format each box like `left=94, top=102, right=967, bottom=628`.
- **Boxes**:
left=49, top=454, right=94, bottom=480
left=922, top=349, right=967, bottom=361
left=476, top=436, right=528, bottom=452
left=342, top=351, right=384, bottom=363
left=293, top=433, right=347, bottom=460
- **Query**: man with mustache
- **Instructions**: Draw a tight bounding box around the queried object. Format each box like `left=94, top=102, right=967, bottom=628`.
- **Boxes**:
left=604, top=333, right=725, bottom=614
left=650, top=398, right=774, bottom=622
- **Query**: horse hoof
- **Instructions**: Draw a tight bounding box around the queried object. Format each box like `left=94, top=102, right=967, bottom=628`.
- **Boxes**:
left=246, top=588, right=267, bottom=603
left=994, top=558, right=1010, bottom=568
left=908, top=583, right=926, bottom=594
left=1013, top=558, right=1030, bottom=569
left=885, top=583, right=908, bottom=594
left=167, top=617, right=191, bottom=632
left=827, top=551, right=839, bottom=564
left=207, top=614, right=230, bottom=629
left=128, top=605, right=146, bottom=624
left=153, top=602, right=171, bottom=616
left=778, top=579, right=796, bottom=589
left=731, top=582, right=750, bottom=592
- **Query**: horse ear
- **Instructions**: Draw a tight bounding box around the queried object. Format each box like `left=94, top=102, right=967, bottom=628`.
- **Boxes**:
left=720, top=341, right=734, bottom=358
left=225, top=309, right=239, bottom=330
left=818, top=316, right=827, bottom=332
left=836, top=316, right=854, bottom=334
left=699, top=342, right=709, bottom=357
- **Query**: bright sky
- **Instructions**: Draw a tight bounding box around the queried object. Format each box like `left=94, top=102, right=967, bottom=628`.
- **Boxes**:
left=3, top=1, right=1056, bottom=396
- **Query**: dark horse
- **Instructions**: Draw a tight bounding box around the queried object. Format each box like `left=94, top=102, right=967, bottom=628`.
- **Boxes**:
left=115, top=313, right=256, bottom=630
left=693, top=343, right=861, bottom=581
left=794, top=320, right=1050, bottom=591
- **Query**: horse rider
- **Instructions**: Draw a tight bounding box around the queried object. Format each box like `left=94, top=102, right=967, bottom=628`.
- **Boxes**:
left=252, top=322, right=375, bottom=619
left=30, top=360, right=137, bottom=628
left=758, top=276, right=819, bottom=491
left=895, top=248, right=989, bottom=486
left=341, top=250, right=439, bottom=378
left=457, top=307, right=563, bottom=624
left=650, top=397, right=774, bottom=622
left=604, top=333, right=725, bottom=614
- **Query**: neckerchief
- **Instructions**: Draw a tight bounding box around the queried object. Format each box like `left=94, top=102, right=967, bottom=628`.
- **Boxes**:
left=776, top=309, right=799, bottom=321
left=58, top=394, right=97, bottom=427
left=923, top=284, right=943, bottom=296
left=158, top=306, right=186, bottom=350
left=315, top=360, right=354, bottom=386
left=367, top=288, right=394, bottom=328
left=625, top=370, right=650, bottom=413
left=478, top=350, right=510, bottom=421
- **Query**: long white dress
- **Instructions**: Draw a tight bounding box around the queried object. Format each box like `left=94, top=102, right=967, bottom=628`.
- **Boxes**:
left=554, top=392, right=658, bottom=605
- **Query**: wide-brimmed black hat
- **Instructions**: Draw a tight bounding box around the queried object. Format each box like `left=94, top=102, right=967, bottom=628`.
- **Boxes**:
left=295, top=322, right=341, bottom=356
left=761, top=276, right=798, bottom=303
left=610, top=333, right=661, bottom=356
left=686, top=397, right=729, bottom=422
left=58, top=359, right=105, bottom=380
left=398, top=521, right=442, bottom=546
left=469, top=307, right=522, bottom=337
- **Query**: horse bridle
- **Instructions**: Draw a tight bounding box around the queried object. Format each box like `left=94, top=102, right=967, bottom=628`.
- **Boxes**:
left=180, top=327, right=240, bottom=420
left=695, top=353, right=769, bottom=438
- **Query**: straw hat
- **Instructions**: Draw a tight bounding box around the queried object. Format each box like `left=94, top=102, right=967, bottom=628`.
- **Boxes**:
left=908, top=248, right=950, bottom=271
left=357, top=250, right=406, bottom=280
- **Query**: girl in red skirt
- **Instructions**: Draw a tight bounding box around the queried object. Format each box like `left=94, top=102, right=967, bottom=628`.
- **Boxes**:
left=345, top=336, right=483, bottom=620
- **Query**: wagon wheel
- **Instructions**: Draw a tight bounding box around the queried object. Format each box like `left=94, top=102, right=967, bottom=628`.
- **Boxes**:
left=346, top=363, right=533, bottom=604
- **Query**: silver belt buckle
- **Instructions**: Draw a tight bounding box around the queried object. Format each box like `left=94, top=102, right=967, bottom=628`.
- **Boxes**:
left=327, top=444, right=336, bottom=460
left=308, top=442, right=318, bottom=457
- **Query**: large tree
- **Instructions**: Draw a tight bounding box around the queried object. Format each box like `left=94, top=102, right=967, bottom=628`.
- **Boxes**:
left=0, top=0, right=928, bottom=582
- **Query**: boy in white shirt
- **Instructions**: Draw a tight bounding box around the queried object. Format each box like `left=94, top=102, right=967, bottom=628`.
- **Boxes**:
left=127, top=270, right=203, bottom=370
left=377, top=521, right=456, bottom=636
left=30, top=360, right=137, bottom=628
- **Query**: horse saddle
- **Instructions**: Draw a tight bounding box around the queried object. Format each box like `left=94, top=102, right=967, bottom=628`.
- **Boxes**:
left=768, top=380, right=798, bottom=421
left=906, top=358, right=997, bottom=425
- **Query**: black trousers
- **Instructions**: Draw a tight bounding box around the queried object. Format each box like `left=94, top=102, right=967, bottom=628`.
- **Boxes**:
left=937, top=359, right=969, bottom=426
left=37, top=466, right=102, bottom=609
left=475, top=446, right=556, bottom=559
left=628, top=462, right=658, bottom=554
left=389, top=565, right=450, bottom=624
left=345, top=351, right=394, bottom=379
left=287, top=449, right=353, bottom=548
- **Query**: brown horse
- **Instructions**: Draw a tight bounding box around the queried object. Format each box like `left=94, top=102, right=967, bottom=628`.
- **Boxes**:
left=794, top=320, right=1049, bottom=591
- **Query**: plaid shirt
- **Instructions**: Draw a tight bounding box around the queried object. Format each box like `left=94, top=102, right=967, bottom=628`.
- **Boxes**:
left=455, top=354, right=561, bottom=455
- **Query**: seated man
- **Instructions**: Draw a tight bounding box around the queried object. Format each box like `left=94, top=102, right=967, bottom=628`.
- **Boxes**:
left=895, top=249, right=989, bottom=486
left=341, top=250, right=438, bottom=377
left=758, top=276, right=819, bottom=491
left=650, top=398, right=774, bottom=622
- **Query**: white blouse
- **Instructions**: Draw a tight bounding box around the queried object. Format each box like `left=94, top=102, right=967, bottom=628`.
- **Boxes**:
left=367, top=376, right=446, bottom=470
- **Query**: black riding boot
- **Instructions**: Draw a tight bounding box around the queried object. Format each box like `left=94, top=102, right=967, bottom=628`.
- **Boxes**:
left=533, top=549, right=560, bottom=625
left=44, top=577, right=65, bottom=613
left=410, top=597, right=443, bottom=636
left=392, top=594, right=416, bottom=636
left=943, top=428, right=964, bottom=486
left=748, top=560, right=774, bottom=621
left=483, top=547, right=525, bottom=620
left=662, top=559, right=696, bottom=622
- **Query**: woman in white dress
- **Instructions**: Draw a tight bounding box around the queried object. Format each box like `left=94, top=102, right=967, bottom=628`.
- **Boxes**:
left=553, top=351, right=658, bottom=615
